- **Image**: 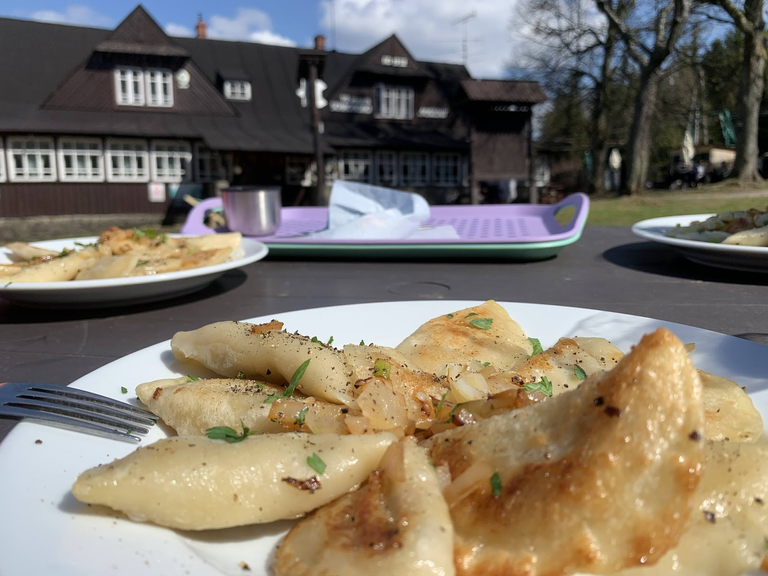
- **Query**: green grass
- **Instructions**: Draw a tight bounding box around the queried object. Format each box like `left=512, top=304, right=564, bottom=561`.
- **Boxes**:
left=587, top=191, right=768, bottom=226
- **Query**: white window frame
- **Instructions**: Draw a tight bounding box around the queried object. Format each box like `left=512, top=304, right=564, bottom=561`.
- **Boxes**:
left=145, top=69, right=174, bottom=107
left=57, top=137, right=104, bottom=182
left=114, top=67, right=145, bottom=106
left=375, top=84, right=414, bottom=120
left=195, top=143, right=230, bottom=182
left=7, top=137, right=57, bottom=182
left=106, top=138, right=150, bottom=183
left=150, top=140, right=192, bottom=183
left=224, top=80, right=252, bottom=101
left=400, top=152, right=430, bottom=187
left=375, top=151, right=398, bottom=187
left=0, top=138, right=6, bottom=183
left=339, top=150, right=372, bottom=183
left=433, top=153, right=462, bottom=187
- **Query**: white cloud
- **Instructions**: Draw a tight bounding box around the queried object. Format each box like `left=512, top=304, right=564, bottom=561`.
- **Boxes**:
left=191, top=8, right=298, bottom=47
left=29, top=4, right=113, bottom=28
left=320, top=0, right=527, bottom=79
left=165, top=23, right=194, bottom=37
left=249, top=30, right=297, bottom=47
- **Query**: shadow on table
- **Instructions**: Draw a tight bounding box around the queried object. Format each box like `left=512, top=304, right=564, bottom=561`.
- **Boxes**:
left=602, top=241, right=768, bottom=285
left=0, top=270, right=247, bottom=324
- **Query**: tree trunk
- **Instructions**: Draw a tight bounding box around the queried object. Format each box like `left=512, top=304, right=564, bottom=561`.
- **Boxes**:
left=590, top=26, right=616, bottom=195
left=732, top=30, right=765, bottom=182
left=625, top=67, right=662, bottom=195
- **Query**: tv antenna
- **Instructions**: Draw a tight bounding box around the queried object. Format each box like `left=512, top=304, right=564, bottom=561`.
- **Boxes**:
left=453, top=11, right=476, bottom=65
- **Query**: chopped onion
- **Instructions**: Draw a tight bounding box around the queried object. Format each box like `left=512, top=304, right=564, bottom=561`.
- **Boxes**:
left=684, top=343, right=696, bottom=354
left=447, top=375, right=488, bottom=403
left=356, top=379, right=407, bottom=430
left=442, top=460, right=495, bottom=506
left=305, top=407, right=348, bottom=435
left=378, top=441, right=406, bottom=482
left=345, top=414, right=372, bottom=435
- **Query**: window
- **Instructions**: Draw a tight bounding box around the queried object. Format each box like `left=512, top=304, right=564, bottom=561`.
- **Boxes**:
left=145, top=69, right=173, bottom=107
left=151, top=140, right=192, bottom=183
left=339, top=150, right=371, bottom=182
left=400, top=152, right=429, bottom=186
left=7, top=137, right=56, bottom=182
left=433, top=153, right=461, bottom=187
left=115, top=67, right=145, bottom=106
left=195, top=144, right=229, bottom=182
left=375, top=151, right=398, bottom=187
left=106, top=139, right=149, bottom=182
left=57, top=138, right=104, bottom=182
left=0, top=138, right=5, bottom=183
left=224, top=80, right=252, bottom=101
left=375, top=84, right=414, bottom=119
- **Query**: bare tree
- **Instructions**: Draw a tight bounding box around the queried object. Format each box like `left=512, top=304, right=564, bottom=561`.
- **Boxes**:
left=596, top=0, right=692, bottom=194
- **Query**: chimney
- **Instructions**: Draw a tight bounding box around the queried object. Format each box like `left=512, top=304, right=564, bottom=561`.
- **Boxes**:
left=196, top=14, right=207, bottom=39
left=314, top=34, right=326, bottom=51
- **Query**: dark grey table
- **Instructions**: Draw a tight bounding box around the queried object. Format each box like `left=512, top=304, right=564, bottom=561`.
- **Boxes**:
left=2, top=226, right=767, bottom=442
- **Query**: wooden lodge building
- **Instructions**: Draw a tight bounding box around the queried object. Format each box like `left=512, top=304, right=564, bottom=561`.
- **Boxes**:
left=0, top=6, right=546, bottom=218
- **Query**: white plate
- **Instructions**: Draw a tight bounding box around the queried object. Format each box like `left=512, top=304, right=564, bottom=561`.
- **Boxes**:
left=632, top=214, right=768, bottom=273
left=0, top=236, right=269, bottom=307
left=0, top=301, right=766, bottom=576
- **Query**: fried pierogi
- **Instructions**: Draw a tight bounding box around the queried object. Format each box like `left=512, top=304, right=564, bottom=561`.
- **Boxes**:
left=274, top=438, right=455, bottom=576
left=426, top=328, right=705, bottom=576
left=395, top=301, right=533, bottom=375
left=72, top=432, right=396, bottom=530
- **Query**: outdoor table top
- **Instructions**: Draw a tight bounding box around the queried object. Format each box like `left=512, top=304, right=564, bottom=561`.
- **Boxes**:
left=1, top=224, right=766, bottom=443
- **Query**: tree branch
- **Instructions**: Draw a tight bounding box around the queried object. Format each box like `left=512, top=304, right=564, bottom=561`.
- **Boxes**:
left=594, top=0, right=652, bottom=64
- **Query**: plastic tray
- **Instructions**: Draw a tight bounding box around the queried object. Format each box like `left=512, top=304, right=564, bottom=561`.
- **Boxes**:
left=181, top=193, right=590, bottom=260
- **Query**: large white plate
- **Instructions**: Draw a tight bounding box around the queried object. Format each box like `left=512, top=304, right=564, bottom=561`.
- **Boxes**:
left=0, top=301, right=766, bottom=576
left=632, top=214, right=768, bottom=273
left=0, top=236, right=269, bottom=307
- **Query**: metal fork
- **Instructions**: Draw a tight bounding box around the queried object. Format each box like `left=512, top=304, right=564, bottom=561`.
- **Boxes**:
left=0, top=382, right=156, bottom=443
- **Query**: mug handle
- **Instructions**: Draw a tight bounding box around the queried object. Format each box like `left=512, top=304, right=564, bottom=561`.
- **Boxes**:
left=181, top=197, right=224, bottom=235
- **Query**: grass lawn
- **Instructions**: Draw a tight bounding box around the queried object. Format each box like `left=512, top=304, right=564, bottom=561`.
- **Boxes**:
left=586, top=188, right=768, bottom=226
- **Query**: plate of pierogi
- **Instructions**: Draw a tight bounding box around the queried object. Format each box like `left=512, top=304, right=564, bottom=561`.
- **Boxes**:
left=0, top=300, right=766, bottom=576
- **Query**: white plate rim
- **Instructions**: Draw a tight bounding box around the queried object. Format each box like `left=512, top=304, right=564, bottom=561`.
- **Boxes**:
left=0, top=299, right=766, bottom=576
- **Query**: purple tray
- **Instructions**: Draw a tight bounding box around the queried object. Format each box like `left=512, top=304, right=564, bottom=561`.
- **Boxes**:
left=182, top=193, right=589, bottom=247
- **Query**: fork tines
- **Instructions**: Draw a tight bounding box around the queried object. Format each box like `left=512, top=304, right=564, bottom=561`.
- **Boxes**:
left=1, top=381, right=157, bottom=443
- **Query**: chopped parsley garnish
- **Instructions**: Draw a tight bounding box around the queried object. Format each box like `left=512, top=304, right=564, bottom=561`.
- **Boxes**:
left=444, top=402, right=464, bottom=424
left=446, top=314, right=454, bottom=319
left=465, top=312, right=478, bottom=318
left=294, top=406, right=309, bottom=426
left=469, top=317, right=493, bottom=330
left=528, top=337, right=543, bottom=356
left=188, top=247, right=198, bottom=254
left=132, top=228, right=160, bottom=240
left=161, top=234, right=169, bottom=243
left=236, top=371, right=247, bottom=379
left=3, top=282, right=12, bottom=288
left=74, top=241, right=99, bottom=248
left=263, top=359, right=311, bottom=404
left=434, top=389, right=449, bottom=415
left=307, top=452, right=327, bottom=475
left=481, top=361, right=491, bottom=367
left=523, top=376, right=553, bottom=397
left=490, top=472, right=502, bottom=497
left=186, top=375, right=200, bottom=382
left=57, top=249, right=70, bottom=258
left=120, top=386, right=128, bottom=394
left=311, top=335, right=334, bottom=347
left=373, top=359, right=391, bottom=379
left=136, top=260, right=150, bottom=267
left=359, top=339, right=366, bottom=346
left=574, top=365, right=587, bottom=380
left=205, top=423, right=254, bottom=443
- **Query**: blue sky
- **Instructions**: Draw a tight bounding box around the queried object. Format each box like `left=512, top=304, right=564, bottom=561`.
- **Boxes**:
left=0, top=1, right=523, bottom=78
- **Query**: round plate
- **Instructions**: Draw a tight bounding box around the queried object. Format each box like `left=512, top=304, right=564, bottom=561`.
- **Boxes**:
left=0, top=236, right=269, bottom=307
left=0, top=301, right=765, bottom=576
left=632, top=214, right=768, bottom=273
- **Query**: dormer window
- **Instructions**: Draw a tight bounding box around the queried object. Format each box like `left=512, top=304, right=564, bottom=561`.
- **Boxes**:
left=375, top=84, right=414, bottom=119
left=224, top=80, right=252, bottom=101
left=114, top=67, right=173, bottom=107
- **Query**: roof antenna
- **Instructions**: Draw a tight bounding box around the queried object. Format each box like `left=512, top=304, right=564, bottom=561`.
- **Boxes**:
left=452, top=11, right=476, bottom=66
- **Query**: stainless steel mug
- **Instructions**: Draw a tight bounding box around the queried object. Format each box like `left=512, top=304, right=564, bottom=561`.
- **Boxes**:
left=221, top=186, right=282, bottom=236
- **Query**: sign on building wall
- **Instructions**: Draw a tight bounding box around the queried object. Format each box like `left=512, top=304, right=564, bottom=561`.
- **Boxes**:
left=147, top=182, right=166, bottom=203
left=329, top=94, right=373, bottom=114
left=417, top=106, right=449, bottom=119
left=381, top=55, right=408, bottom=67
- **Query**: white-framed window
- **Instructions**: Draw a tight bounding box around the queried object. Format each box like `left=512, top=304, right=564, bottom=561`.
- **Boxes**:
left=106, top=139, right=149, bottom=182
left=151, top=140, right=192, bottom=183
left=433, top=153, right=462, bottom=187
left=145, top=69, right=173, bottom=107
left=57, top=138, right=104, bottom=182
left=339, top=150, right=372, bottom=182
left=195, top=143, right=229, bottom=182
left=0, top=138, right=6, bottom=183
left=400, top=152, right=429, bottom=186
left=7, top=137, right=56, bottom=182
left=375, top=84, right=414, bottom=119
left=115, top=67, right=145, bottom=106
left=224, top=80, right=252, bottom=101
left=375, top=151, right=398, bottom=187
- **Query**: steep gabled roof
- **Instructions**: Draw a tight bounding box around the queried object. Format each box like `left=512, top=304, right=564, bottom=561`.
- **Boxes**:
left=460, top=79, right=547, bottom=104
left=95, top=5, right=188, bottom=57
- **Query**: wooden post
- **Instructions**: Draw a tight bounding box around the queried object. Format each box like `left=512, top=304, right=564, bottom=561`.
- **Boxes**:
left=308, top=63, right=325, bottom=205
left=527, top=110, right=538, bottom=204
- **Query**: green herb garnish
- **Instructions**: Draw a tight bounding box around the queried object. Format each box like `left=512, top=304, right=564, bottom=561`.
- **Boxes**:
left=294, top=407, right=309, bottom=426
left=465, top=312, right=478, bottom=318
left=263, top=359, right=311, bottom=404
left=136, top=260, right=150, bottom=267
left=490, top=472, right=502, bottom=497
left=481, top=361, right=491, bottom=367
left=205, top=423, right=253, bottom=443
left=311, top=336, right=334, bottom=347
left=446, top=314, right=454, bottom=319
left=469, top=318, right=493, bottom=330
left=307, top=452, right=327, bottom=475
left=236, top=371, right=246, bottom=379
left=528, top=337, right=543, bottom=356
left=574, top=365, right=587, bottom=380
left=186, top=375, right=200, bottom=382
left=120, top=386, right=128, bottom=394
left=373, top=359, right=391, bottom=379
left=3, top=282, right=12, bottom=288
left=434, top=389, right=449, bottom=415
left=359, top=339, right=366, bottom=346
left=523, top=376, right=553, bottom=397
left=57, top=249, right=70, bottom=258
left=133, top=228, right=160, bottom=240
left=444, top=402, right=464, bottom=423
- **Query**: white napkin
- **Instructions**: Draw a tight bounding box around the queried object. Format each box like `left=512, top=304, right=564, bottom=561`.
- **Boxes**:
left=306, top=181, right=459, bottom=240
